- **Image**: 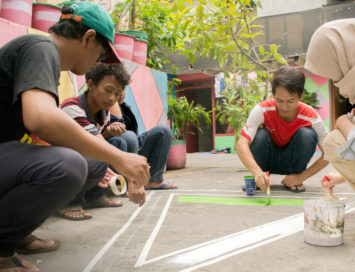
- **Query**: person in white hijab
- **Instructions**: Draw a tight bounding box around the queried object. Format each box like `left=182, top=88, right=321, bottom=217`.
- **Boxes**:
left=305, top=18, right=355, bottom=191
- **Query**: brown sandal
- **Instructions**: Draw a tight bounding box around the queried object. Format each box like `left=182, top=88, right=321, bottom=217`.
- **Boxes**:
left=0, top=254, right=38, bottom=271
left=16, top=234, right=60, bottom=255
left=55, top=206, right=92, bottom=221
left=84, top=198, right=123, bottom=209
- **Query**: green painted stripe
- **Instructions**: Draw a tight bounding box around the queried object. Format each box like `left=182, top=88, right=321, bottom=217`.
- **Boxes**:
left=178, top=196, right=305, bottom=206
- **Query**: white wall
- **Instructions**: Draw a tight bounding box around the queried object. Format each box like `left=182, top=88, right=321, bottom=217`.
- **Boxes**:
left=258, top=0, right=324, bottom=17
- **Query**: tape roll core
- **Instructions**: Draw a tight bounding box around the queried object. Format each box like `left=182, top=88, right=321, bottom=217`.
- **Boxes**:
left=110, top=175, right=127, bottom=195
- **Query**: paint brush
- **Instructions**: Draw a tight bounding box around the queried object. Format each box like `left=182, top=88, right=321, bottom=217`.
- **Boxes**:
left=321, top=176, right=339, bottom=201
left=265, top=171, right=271, bottom=206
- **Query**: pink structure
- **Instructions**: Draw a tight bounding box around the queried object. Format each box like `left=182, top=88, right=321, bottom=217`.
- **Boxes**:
left=0, top=0, right=32, bottom=27
left=32, top=3, right=61, bottom=33
left=113, top=33, right=134, bottom=61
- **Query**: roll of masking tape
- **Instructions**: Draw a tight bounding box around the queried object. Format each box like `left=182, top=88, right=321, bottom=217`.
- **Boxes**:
left=110, top=175, right=127, bottom=196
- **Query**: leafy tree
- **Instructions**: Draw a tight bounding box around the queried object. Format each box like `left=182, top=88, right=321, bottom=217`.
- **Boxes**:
left=169, top=0, right=287, bottom=141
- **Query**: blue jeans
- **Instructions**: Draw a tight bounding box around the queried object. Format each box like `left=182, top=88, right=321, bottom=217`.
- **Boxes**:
left=250, top=127, right=318, bottom=175
left=109, top=125, right=173, bottom=183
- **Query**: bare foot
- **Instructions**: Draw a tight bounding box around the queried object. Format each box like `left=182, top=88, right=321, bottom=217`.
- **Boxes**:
left=56, top=206, right=92, bottom=221
left=25, top=239, right=54, bottom=252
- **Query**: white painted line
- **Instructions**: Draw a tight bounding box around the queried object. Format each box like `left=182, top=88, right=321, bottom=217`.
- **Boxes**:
left=135, top=193, right=175, bottom=267
left=81, top=191, right=155, bottom=272
left=179, top=205, right=355, bottom=272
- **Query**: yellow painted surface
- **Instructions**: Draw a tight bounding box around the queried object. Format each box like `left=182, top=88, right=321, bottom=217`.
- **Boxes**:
left=58, top=72, right=75, bottom=103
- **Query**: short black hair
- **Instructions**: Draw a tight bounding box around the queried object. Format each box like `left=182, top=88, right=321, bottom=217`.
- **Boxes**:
left=271, top=66, right=305, bottom=97
left=85, top=63, right=130, bottom=88
left=49, top=6, right=110, bottom=54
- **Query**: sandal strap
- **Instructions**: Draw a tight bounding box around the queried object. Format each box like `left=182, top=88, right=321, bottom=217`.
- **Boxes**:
left=18, top=234, right=40, bottom=249
left=0, top=255, right=25, bottom=269
left=58, top=206, right=84, bottom=215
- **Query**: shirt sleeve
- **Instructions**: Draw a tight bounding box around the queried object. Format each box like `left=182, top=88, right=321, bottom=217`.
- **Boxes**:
left=311, top=112, right=329, bottom=147
left=61, top=101, right=99, bottom=135
left=337, top=128, right=355, bottom=160
left=13, top=40, right=60, bottom=105
left=240, top=104, right=264, bottom=142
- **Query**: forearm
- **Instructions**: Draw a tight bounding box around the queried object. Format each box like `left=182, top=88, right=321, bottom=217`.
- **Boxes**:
left=336, top=114, right=355, bottom=138
left=236, top=138, right=263, bottom=176
left=298, top=154, right=329, bottom=182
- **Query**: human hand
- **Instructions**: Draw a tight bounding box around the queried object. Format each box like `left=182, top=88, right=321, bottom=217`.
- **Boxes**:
left=281, top=174, right=303, bottom=188
left=107, top=122, right=126, bottom=137
left=127, top=179, right=146, bottom=206
left=112, top=153, right=150, bottom=188
left=97, top=167, right=116, bottom=188
left=321, top=172, right=345, bottom=193
left=255, top=171, right=271, bottom=192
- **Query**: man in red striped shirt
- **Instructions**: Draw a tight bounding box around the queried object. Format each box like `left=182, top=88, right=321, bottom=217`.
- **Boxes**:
left=236, top=66, right=329, bottom=192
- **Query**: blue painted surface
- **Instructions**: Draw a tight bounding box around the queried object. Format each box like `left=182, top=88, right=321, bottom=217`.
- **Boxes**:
left=151, top=69, right=168, bottom=113
left=124, top=85, right=146, bottom=133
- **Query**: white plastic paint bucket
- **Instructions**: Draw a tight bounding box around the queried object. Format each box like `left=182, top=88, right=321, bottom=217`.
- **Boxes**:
left=304, top=199, right=345, bottom=246
left=0, top=0, right=32, bottom=27
left=32, top=3, right=61, bottom=33
left=113, top=33, right=134, bottom=61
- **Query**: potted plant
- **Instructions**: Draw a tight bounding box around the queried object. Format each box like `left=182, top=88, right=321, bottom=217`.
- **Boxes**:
left=166, top=90, right=211, bottom=169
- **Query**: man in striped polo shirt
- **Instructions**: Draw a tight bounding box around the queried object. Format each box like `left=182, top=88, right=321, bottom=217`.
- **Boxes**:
left=236, top=66, right=329, bottom=193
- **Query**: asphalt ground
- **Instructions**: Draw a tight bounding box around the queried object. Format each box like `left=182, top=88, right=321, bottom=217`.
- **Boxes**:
left=26, top=153, right=355, bottom=272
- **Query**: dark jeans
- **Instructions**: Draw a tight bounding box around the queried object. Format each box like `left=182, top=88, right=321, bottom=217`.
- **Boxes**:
left=67, top=159, right=107, bottom=206
left=109, top=125, right=173, bottom=182
left=0, top=141, right=105, bottom=256
left=250, top=127, right=318, bottom=175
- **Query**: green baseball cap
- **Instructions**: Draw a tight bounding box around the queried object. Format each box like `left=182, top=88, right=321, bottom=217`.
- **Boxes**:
left=61, top=1, right=121, bottom=63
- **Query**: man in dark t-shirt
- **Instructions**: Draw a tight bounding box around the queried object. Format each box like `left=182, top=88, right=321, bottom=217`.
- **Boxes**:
left=0, top=2, right=149, bottom=271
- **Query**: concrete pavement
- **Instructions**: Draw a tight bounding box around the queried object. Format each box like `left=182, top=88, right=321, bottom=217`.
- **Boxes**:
left=26, top=153, right=355, bottom=272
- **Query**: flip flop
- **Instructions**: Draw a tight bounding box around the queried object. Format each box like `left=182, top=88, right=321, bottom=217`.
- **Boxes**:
left=285, top=185, right=306, bottom=193
left=145, top=181, right=178, bottom=190
left=0, top=255, right=25, bottom=269
left=16, top=234, right=60, bottom=255
left=56, top=206, right=92, bottom=221
left=84, top=198, right=123, bottom=209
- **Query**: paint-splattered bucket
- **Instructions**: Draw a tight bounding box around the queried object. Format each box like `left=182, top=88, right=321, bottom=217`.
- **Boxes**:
left=132, top=38, right=148, bottom=65
left=304, top=199, right=345, bottom=246
left=0, top=0, right=32, bottom=27
left=113, top=32, right=135, bottom=61
left=125, top=30, right=148, bottom=65
left=32, top=3, right=61, bottom=33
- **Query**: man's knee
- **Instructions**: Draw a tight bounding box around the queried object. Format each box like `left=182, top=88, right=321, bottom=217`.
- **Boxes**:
left=109, top=136, right=128, bottom=151
left=251, top=128, right=271, bottom=149
left=53, top=148, right=88, bottom=192
left=295, top=127, right=318, bottom=148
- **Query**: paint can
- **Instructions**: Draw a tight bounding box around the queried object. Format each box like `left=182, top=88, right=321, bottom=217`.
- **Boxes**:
left=0, top=0, right=32, bottom=27
left=244, top=176, right=255, bottom=196
left=303, top=198, right=345, bottom=246
left=32, top=3, right=61, bottom=33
